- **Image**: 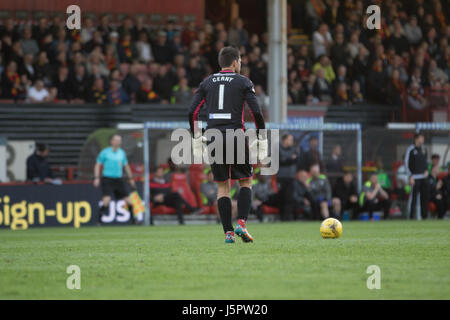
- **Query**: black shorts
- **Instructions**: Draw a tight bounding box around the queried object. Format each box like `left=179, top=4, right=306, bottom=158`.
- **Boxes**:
left=101, top=177, right=129, bottom=199
left=207, top=130, right=253, bottom=182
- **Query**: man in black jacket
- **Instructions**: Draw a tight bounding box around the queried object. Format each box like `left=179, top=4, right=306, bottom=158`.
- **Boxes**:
left=292, top=170, right=314, bottom=220
left=405, top=132, right=429, bottom=219
left=298, top=135, right=323, bottom=172
left=277, top=134, right=298, bottom=221
left=26, top=143, right=53, bottom=182
left=332, top=171, right=359, bottom=220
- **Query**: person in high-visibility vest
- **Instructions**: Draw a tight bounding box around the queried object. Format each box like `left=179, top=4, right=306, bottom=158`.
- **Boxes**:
left=359, top=172, right=391, bottom=220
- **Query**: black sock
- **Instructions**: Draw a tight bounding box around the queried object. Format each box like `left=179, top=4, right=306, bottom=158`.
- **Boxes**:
left=218, top=197, right=233, bottom=233
left=237, top=187, right=252, bottom=221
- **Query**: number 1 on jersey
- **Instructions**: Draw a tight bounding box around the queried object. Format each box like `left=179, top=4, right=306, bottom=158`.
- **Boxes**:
left=218, top=84, right=224, bottom=110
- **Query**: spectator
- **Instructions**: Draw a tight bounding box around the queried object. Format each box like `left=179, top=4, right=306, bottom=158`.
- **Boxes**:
left=296, top=58, right=310, bottom=82
left=135, top=31, right=153, bottom=63
left=34, top=51, right=52, bottom=86
left=407, top=81, right=427, bottom=110
left=288, top=80, right=306, bottom=104
left=107, top=80, right=130, bottom=105
left=122, top=63, right=141, bottom=99
left=332, top=64, right=347, bottom=92
left=171, top=31, right=185, bottom=55
left=304, top=73, right=320, bottom=105
left=1, top=60, right=25, bottom=99
left=427, top=165, right=446, bottom=219
left=254, top=84, right=268, bottom=111
left=386, top=55, right=409, bottom=83
left=186, top=57, right=206, bottom=89
left=27, top=79, right=53, bottom=103
left=442, top=164, right=450, bottom=211
left=84, top=30, right=104, bottom=54
left=326, top=144, right=343, bottom=182
left=305, top=0, right=326, bottom=33
left=20, top=26, right=39, bottom=57
left=334, top=82, right=349, bottom=105
left=428, top=59, right=448, bottom=84
left=330, top=32, right=347, bottom=69
left=292, top=170, right=314, bottom=220
left=312, top=55, right=335, bottom=83
left=313, top=23, right=333, bottom=59
left=359, top=172, right=391, bottom=220
left=182, top=21, right=197, bottom=47
left=367, top=59, right=387, bottom=103
left=429, top=154, right=442, bottom=172
left=69, top=64, right=89, bottom=102
left=386, top=68, right=406, bottom=106
left=333, top=171, right=359, bottom=220
left=26, top=143, right=53, bottom=182
left=277, top=134, right=298, bottom=221
left=313, top=68, right=333, bottom=103
left=81, top=17, right=96, bottom=44
left=200, top=169, right=219, bottom=218
left=86, top=46, right=109, bottom=78
left=117, top=33, right=138, bottom=63
left=170, top=77, right=192, bottom=105
left=349, top=80, right=364, bottom=104
left=87, top=78, right=107, bottom=104
left=298, top=135, right=324, bottom=172
left=87, top=63, right=109, bottom=90
left=346, top=31, right=361, bottom=65
left=228, top=18, right=248, bottom=47
left=307, top=163, right=334, bottom=219
left=375, top=158, right=392, bottom=191
left=97, top=15, right=113, bottom=43
left=19, top=53, right=36, bottom=82
left=404, top=15, right=423, bottom=46
left=387, top=20, right=410, bottom=55
left=323, top=0, right=344, bottom=27
left=104, top=43, right=119, bottom=72
left=252, top=168, right=278, bottom=222
left=131, top=16, right=148, bottom=41
left=154, top=64, right=175, bottom=103
left=150, top=167, right=201, bottom=225
left=351, top=45, right=369, bottom=94
left=136, top=78, right=160, bottom=104
left=52, top=66, right=70, bottom=100
left=298, top=44, right=313, bottom=70
left=152, top=31, right=174, bottom=64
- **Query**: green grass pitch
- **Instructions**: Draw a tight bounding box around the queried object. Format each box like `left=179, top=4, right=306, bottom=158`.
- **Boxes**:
left=0, top=220, right=449, bottom=299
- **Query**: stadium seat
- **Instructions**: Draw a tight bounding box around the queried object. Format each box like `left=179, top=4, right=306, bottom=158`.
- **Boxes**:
left=201, top=205, right=216, bottom=215
left=261, top=205, right=279, bottom=214
left=271, top=175, right=278, bottom=193
left=150, top=203, right=176, bottom=215
left=428, top=202, right=436, bottom=213
left=189, top=164, right=206, bottom=208
left=170, top=172, right=198, bottom=208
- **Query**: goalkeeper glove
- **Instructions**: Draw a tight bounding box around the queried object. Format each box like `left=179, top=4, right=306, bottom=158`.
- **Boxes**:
left=192, top=133, right=207, bottom=160
left=250, top=134, right=268, bottom=161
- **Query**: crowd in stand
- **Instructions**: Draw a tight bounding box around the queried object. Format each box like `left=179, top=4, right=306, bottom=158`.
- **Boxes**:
left=0, top=0, right=448, bottom=110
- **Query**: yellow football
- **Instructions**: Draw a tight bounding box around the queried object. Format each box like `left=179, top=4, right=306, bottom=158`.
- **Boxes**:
left=320, top=218, right=343, bottom=239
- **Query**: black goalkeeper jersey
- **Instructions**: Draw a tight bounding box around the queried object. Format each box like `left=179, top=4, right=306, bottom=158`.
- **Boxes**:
left=188, top=69, right=266, bottom=135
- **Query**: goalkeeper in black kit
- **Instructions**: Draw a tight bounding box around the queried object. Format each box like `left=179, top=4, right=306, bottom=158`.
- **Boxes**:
left=188, top=46, right=267, bottom=244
